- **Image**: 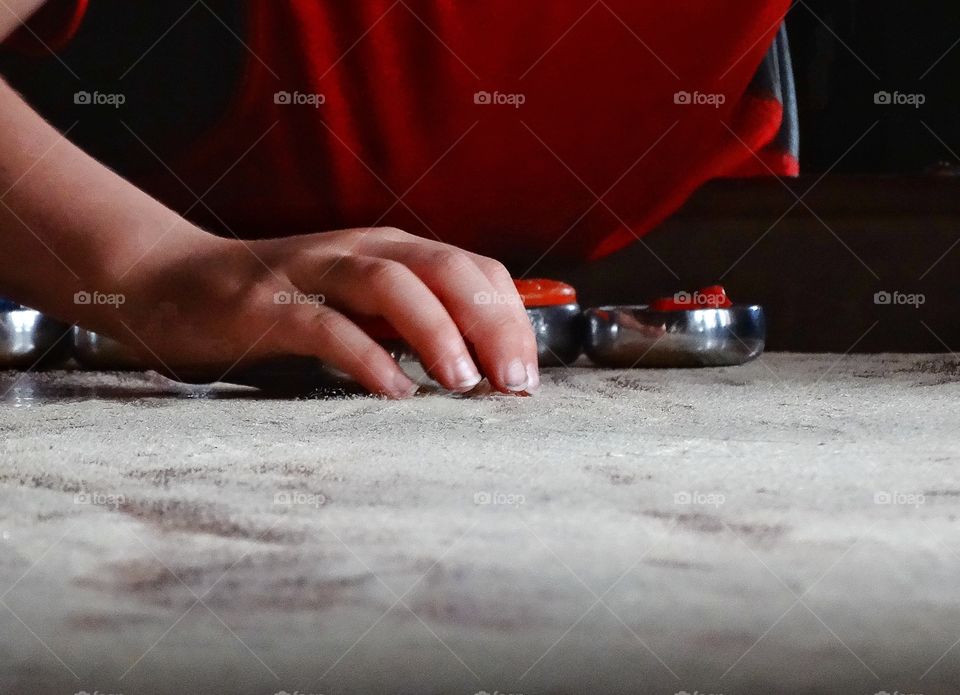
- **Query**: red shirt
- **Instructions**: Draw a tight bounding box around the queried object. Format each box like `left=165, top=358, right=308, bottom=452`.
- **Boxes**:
left=13, top=0, right=795, bottom=261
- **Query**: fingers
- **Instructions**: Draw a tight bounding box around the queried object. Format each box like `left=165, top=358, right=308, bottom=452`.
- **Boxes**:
left=373, top=242, right=539, bottom=394
left=279, top=228, right=540, bottom=395
left=289, top=256, right=485, bottom=393
left=471, top=255, right=541, bottom=393
left=276, top=302, right=419, bottom=399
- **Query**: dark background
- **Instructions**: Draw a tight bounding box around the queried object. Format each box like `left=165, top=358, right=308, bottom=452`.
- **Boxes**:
left=790, top=0, right=960, bottom=173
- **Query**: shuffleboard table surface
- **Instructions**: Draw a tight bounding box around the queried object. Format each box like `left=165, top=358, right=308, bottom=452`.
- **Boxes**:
left=1, top=354, right=959, bottom=694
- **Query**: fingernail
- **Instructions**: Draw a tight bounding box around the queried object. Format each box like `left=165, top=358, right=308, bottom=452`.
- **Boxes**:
left=392, top=373, right=419, bottom=399
left=451, top=357, right=482, bottom=391
left=503, top=359, right=528, bottom=392
left=525, top=362, right=540, bottom=393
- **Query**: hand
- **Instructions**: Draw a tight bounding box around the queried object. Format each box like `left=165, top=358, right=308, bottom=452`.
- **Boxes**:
left=0, top=78, right=536, bottom=395
left=98, top=226, right=540, bottom=398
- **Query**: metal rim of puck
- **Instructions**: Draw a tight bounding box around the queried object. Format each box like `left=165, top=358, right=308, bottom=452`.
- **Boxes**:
left=583, top=304, right=766, bottom=368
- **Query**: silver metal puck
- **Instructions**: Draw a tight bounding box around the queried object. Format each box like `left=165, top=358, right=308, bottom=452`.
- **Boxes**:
left=583, top=305, right=765, bottom=368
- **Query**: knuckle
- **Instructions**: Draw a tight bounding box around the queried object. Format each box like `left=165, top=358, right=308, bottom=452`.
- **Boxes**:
left=428, top=249, right=475, bottom=276
left=372, top=226, right=411, bottom=242
left=308, top=306, right=345, bottom=337
left=385, top=226, right=411, bottom=239
left=476, top=256, right=512, bottom=284
left=311, top=308, right=359, bottom=346
left=254, top=282, right=292, bottom=312
left=361, top=258, right=411, bottom=287
left=336, top=226, right=409, bottom=249
left=337, top=229, right=367, bottom=248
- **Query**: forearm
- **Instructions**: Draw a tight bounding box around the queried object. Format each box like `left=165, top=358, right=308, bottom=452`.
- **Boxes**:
left=0, top=77, right=213, bottom=325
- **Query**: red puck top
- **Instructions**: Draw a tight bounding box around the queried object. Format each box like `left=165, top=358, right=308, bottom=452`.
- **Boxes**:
left=514, top=279, right=578, bottom=308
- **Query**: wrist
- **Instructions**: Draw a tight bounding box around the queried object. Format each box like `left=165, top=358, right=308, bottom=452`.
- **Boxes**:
left=91, top=216, right=223, bottom=287
left=72, top=221, right=234, bottom=337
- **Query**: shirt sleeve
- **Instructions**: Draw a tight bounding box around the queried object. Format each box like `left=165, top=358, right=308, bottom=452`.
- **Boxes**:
left=727, top=24, right=801, bottom=177
left=2, top=0, right=89, bottom=55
